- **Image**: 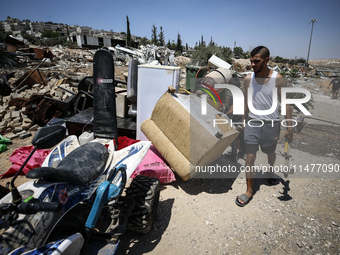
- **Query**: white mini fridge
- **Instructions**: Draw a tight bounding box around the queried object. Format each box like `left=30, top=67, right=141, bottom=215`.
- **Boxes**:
left=137, top=64, right=181, bottom=141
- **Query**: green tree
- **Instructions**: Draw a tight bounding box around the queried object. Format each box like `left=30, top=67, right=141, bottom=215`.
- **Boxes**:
left=209, top=37, right=215, bottom=47
left=42, top=30, right=60, bottom=38
left=274, top=56, right=283, bottom=63
left=139, top=36, right=151, bottom=46
left=200, top=35, right=205, bottom=47
left=158, top=26, right=165, bottom=46
left=151, top=24, right=157, bottom=45
left=233, top=46, right=244, bottom=58
left=175, top=32, right=183, bottom=55
left=243, top=50, right=251, bottom=59
left=126, top=15, right=132, bottom=47
left=167, top=40, right=176, bottom=51
left=191, top=44, right=233, bottom=65
left=296, top=58, right=306, bottom=65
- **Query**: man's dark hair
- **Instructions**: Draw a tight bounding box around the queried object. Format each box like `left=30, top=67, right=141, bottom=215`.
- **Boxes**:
left=251, top=46, right=270, bottom=59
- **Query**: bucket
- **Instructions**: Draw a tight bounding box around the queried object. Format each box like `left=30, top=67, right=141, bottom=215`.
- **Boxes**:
left=202, top=68, right=232, bottom=92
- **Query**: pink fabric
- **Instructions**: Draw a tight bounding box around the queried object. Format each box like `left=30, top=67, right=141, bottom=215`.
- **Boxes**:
left=1, top=146, right=50, bottom=179
left=131, top=145, right=176, bottom=184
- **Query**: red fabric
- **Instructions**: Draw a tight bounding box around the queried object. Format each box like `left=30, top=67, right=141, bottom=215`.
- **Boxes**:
left=0, top=146, right=50, bottom=179
left=115, top=136, right=140, bottom=150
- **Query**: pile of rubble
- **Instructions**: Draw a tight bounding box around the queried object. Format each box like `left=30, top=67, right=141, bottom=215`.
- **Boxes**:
left=0, top=40, right=180, bottom=142
left=109, top=44, right=176, bottom=66
left=48, top=46, right=95, bottom=71
left=0, top=79, right=75, bottom=140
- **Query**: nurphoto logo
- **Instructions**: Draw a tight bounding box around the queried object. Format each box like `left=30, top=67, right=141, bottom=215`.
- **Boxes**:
left=200, top=84, right=312, bottom=128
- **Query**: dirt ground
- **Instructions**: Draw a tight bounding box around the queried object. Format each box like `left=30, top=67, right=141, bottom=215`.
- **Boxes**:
left=0, top=76, right=339, bottom=255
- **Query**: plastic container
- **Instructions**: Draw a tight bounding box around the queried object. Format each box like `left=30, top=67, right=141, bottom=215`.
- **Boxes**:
left=185, top=65, right=208, bottom=92
left=79, top=131, right=94, bottom=145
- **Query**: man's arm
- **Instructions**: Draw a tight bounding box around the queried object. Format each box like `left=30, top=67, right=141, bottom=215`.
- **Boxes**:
left=277, top=73, right=293, bottom=143
left=328, top=79, right=334, bottom=89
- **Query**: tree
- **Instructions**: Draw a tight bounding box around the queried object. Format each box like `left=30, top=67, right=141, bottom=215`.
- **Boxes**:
left=191, top=44, right=233, bottom=65
left=158, top=26, right=165, bottom=46
left=167, top=40, right=176, bottom=51
left=274, top=56, right=283, bottom=63
left=139, top=36, right=151, bottom=46
left=41, top=30, right=60, bottom=38
left=200, top=35, right=205, bottom=47
left=233, top=46, right=244, bottom=58
left=243, top=50, right=251, bottom=59
left=151, top=24, right=157, bottom=45
left=176, top=32, right=183, bottom=55
left=126, top=16, right=132, bottom=47
left=209, top=37, right=215, bottom=47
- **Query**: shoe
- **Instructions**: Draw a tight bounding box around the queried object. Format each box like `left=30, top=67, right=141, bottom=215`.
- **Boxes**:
left=235, top=194, right=252, bottom=207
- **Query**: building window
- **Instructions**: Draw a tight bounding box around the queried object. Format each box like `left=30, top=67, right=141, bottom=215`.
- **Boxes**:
left=98, top=37, right=103, bottom=46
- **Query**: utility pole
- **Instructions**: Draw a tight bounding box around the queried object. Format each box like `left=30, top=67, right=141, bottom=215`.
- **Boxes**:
left=305, top=19, right=318, bottom=75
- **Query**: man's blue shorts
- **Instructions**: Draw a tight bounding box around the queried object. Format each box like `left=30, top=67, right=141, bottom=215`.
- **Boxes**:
left=244, top=119, right=280, bottom=154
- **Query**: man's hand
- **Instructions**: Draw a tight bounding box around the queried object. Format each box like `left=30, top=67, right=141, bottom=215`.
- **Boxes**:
left=284, top=129, right=293, bottom=143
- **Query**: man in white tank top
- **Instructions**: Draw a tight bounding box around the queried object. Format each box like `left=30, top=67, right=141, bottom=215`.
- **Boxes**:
left=235, top=46, right=293, bottom=207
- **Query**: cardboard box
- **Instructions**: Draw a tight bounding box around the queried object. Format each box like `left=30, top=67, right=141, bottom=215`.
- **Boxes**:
left=115, top=87, right=129, bottom=118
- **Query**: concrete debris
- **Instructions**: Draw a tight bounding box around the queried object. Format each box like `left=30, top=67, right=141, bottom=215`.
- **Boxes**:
left=0, top=80, right=75, bottom=139
left=111, top=44, right=175, bottom=65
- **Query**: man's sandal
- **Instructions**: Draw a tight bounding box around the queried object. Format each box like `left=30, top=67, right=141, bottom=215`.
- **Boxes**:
left=235, top=194, right=252, bottom=207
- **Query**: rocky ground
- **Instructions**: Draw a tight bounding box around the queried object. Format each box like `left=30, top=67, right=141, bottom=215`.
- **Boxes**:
left=0, top=62, right=339, bottom=254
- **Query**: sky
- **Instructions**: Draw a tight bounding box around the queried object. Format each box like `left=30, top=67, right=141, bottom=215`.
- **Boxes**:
left=1, top=0, right=340, bottom=60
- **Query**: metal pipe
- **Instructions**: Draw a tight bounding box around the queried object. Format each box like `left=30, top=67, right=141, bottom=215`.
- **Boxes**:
left=57, top=85, right=76, bottom=95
